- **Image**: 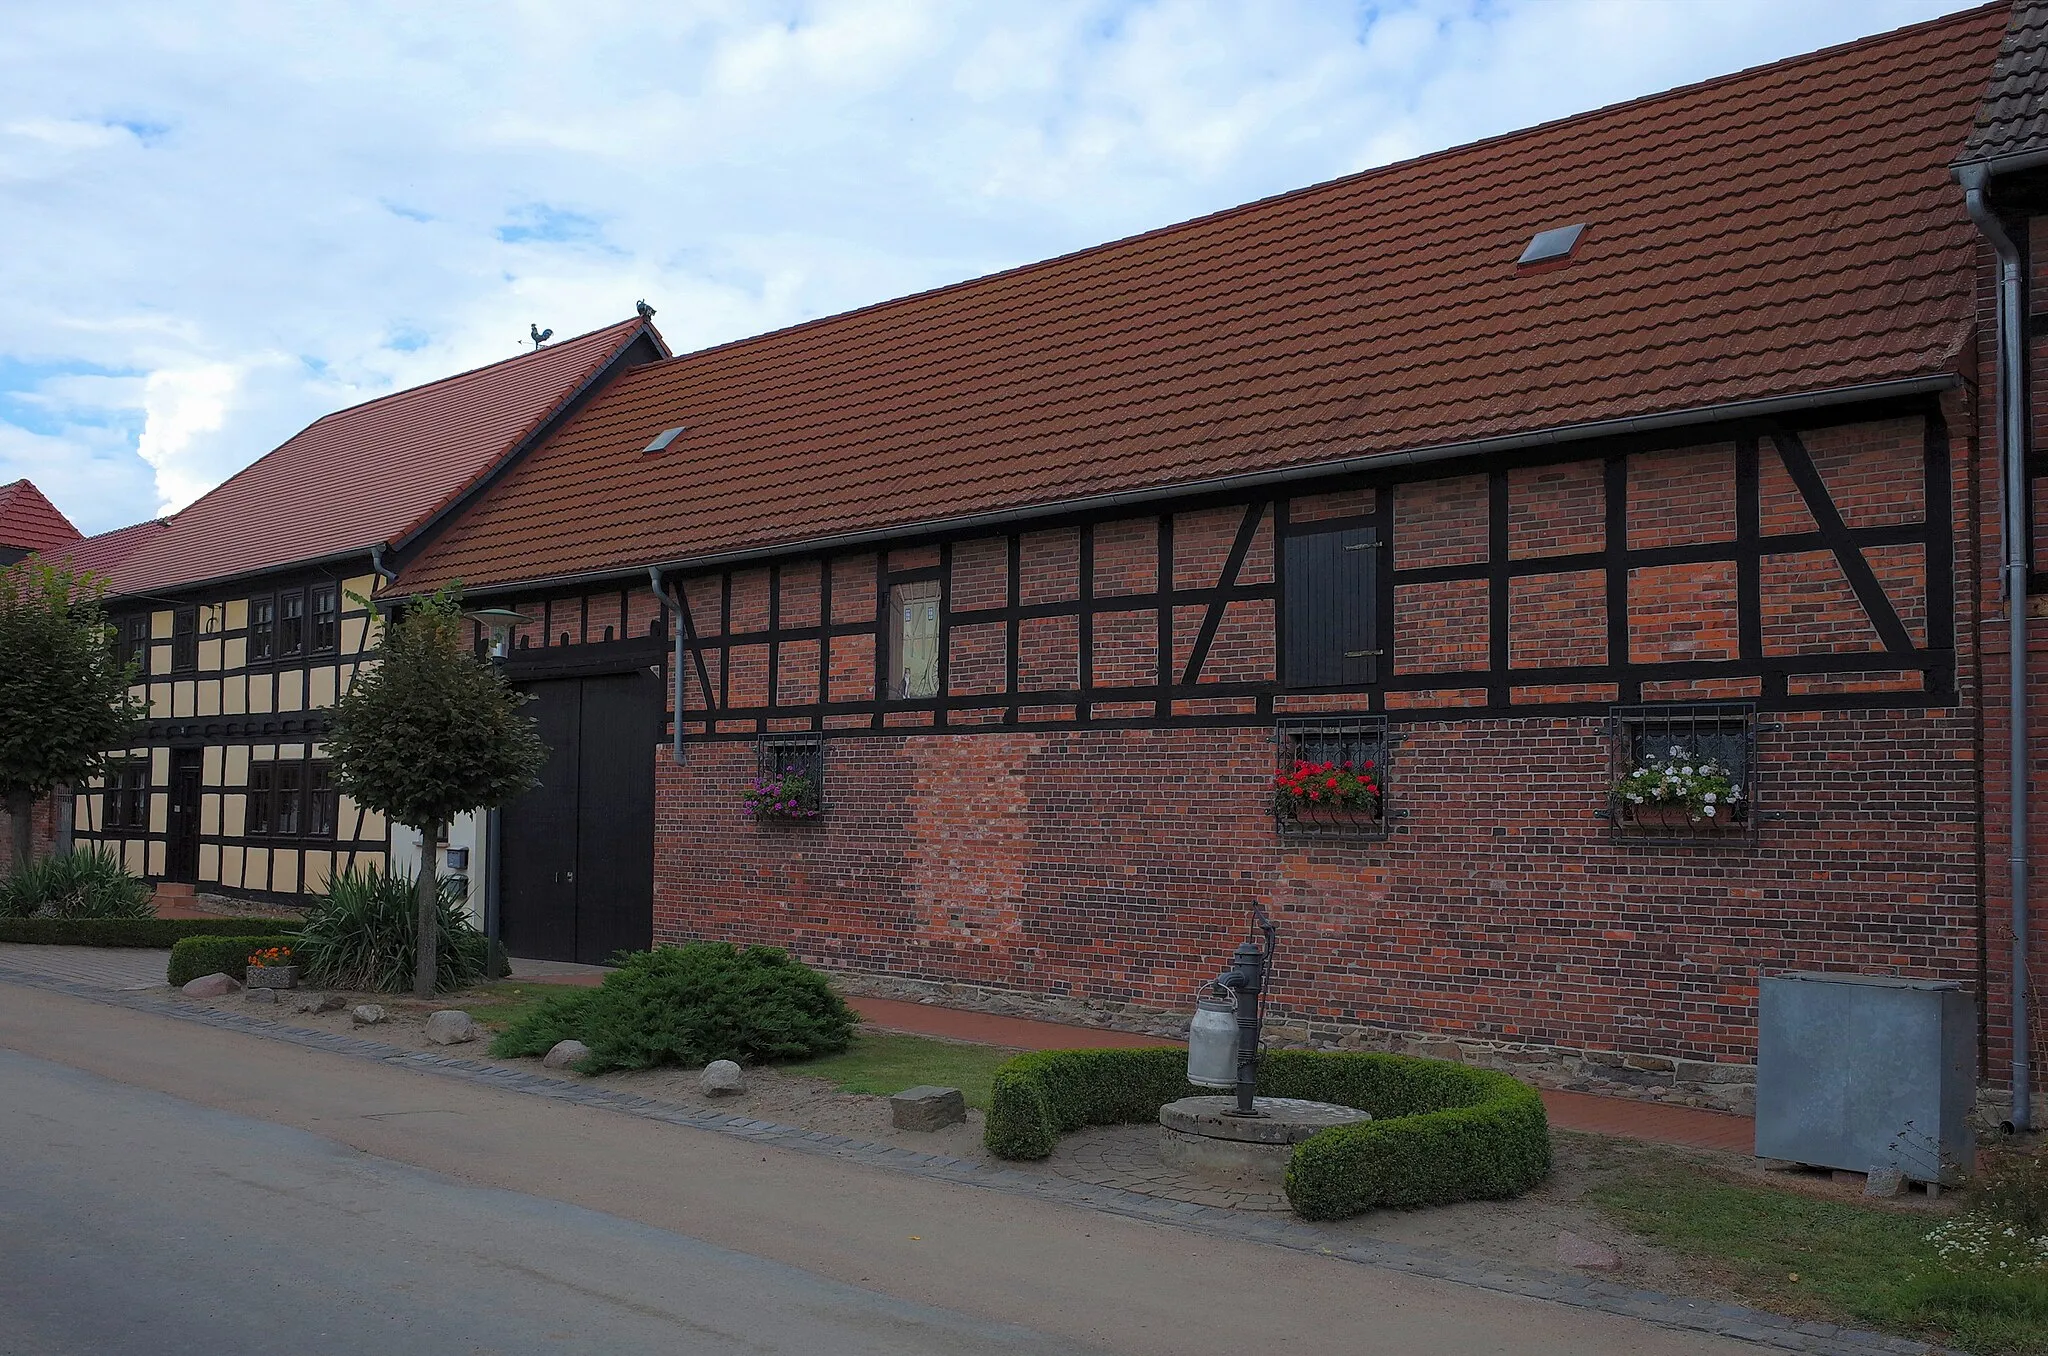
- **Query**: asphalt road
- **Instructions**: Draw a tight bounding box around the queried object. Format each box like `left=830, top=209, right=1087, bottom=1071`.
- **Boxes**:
left=0, top=1048, right=1090, bottom=1356
left=0, top=981, right=1760, bottom=1356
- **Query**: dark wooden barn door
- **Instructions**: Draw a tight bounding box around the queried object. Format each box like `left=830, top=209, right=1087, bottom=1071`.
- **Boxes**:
left=498, top=669, right=660, bottom=964
left=166, top=750, right=202, bottom=883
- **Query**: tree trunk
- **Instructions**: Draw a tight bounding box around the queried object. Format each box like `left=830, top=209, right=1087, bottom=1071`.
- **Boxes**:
left=414, top=822, right=441, bottom=999
left=6, top=790, right=33, bottom=874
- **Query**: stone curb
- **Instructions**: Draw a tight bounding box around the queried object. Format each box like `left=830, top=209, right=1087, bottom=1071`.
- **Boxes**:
left=0, top=964, right=1949, bottom=1356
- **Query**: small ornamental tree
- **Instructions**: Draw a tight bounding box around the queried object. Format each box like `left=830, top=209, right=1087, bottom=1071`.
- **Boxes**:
left=0, top=561, right=144, bottom=870
left=324, top=588, right=545, bottom=996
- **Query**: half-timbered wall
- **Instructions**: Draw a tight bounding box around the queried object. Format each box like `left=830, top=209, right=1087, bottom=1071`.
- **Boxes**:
left=609, top=402, right=1974, bottom=1109
left=75, top=569, right=390, bottom=897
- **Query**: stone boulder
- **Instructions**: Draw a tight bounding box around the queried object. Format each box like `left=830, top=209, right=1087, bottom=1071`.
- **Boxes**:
left=424, top=1010, right=481, bottom=1045
left=181, top=973, right=240, bottom=998
left=245, top=987, right=277, bottom=1004
left=699, top=1059, right=746, bottom=1094
left=890, top=1085, right=967, bottom=1132
left=543, top=1039, right=591, bottom=1071
left=291, top=992, right=348, bottom=1014
left=350, top=1004, right=387, bottom=1026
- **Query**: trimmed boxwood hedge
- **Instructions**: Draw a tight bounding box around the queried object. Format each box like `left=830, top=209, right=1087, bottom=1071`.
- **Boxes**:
left=982, top=1046, right=1550, bottom=1220
left=0, top=917, right=300, bottom=948
left=167, top=934, right=297, bottom=987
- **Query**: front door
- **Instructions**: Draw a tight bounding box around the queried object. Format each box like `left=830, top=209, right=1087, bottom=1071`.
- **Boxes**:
left=498, top=669, right=661, bottom=964
left=166, top=749, right=202, bottom=882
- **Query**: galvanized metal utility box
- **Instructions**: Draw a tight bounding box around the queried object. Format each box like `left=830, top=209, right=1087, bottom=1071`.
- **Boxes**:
left=1756, top=972, right=1974, bottom=1183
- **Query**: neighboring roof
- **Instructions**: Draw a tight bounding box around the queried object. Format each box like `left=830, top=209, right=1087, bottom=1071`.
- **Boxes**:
left=1959, top=0, right=2048, bottom=166
left=0, top=479, right=81, bottom=552
left=400, top=4, right=2006, bottom=595
left=51, top=518, right=171, bottom=581
left=107, top=317, right=663, bottom=598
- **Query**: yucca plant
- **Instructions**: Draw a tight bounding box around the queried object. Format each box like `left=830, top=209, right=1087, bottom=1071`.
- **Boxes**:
left=293, top=866, right=486, bottom=993
left=0, top=847, right=151, bottom=920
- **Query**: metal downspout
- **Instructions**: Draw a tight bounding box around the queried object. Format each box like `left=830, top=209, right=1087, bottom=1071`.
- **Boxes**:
left=650, top=567, right=684, bottom=765
left=1962, top=164, right=2032, bottom=1131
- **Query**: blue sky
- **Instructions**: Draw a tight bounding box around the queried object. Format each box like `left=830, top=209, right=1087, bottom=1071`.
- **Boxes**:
left=0, top=0, right=1979, bottom=534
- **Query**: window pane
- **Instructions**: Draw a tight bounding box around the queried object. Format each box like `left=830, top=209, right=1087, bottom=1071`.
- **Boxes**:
left=309, top=762, right=336, bottom=837
left=280, top=593, right=305, bottom=657
left=172, top=607, right=197, bottom=671
left=889, top=580, right=941, bottom=699
left=250, top=598, right=275, bottom=663
left=247, top=765, right=273, bottom=835
left=276, top=763, right=303, bottom=836
left=312, top=587, right=339, bottom=652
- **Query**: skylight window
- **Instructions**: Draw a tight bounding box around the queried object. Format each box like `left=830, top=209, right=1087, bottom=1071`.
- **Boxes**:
left=1517, top=223, right=1587, bottom=266
left=642, top=426, right=687, bottom=454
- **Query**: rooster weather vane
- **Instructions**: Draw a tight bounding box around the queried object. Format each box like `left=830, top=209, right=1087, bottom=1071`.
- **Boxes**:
left=529, top=323, right=553, bottom=349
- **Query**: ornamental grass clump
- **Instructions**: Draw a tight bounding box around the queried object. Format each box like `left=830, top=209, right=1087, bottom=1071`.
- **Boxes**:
left=490, top=942, right=856, bottom=1074
left=292, top=866, right=485, bottom=993
left=1271, top=759, right=1381, bottom=820
left=1615, top=744, right=1742, bottom=824
left=0, top=847, right=152, bottom=920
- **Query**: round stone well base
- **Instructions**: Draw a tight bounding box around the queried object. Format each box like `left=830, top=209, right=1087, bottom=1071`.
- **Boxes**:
left=1158, top=1096, right=1370, bottom=1188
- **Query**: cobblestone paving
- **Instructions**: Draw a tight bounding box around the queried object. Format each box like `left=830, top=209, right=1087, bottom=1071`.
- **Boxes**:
left=0, top=961, right=1948, bottom=1356
left=1049, top=1124, right=1289, bottom=1211
left=0, top=944, right=169, bottom=990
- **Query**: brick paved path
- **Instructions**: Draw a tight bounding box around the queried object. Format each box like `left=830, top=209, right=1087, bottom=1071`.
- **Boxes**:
left=0, top=945, right=168, bottom=990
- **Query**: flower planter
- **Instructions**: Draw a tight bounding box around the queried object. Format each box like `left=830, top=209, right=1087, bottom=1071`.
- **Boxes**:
left=1624, top=804, right=1739, bottom=833
left=245, top=964, right=299, bottom=990
left=1287, top=804, right=1380, bottom=830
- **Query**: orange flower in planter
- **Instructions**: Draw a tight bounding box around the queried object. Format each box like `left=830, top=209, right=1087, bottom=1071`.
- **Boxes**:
left=247, top=945, right=295, bottom=968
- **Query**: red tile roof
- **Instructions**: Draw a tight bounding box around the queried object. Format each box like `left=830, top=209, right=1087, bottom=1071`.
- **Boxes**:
left=1961, top=0, right=2048, bottom=165
left=0, top=479, right=81, bottom=553
left=51, top=518, right=171, bottom=582
left=400, top=5, right=2007, bottom=595
left=107, top=317, right=662, bottom=597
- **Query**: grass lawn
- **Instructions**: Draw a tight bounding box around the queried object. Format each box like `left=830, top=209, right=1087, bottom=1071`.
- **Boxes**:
left=457, top=981, right=559, bottom=1031
left=1592, top=1154, right=2048, bottom=1356
left=788, top=1031, right=1018, bottom=1109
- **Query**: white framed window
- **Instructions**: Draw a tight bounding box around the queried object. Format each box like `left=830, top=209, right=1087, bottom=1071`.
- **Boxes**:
left=888, top=580, right=940, bottom=699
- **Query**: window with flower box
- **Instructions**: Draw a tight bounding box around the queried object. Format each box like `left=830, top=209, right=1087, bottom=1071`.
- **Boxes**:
left=1607, top=703, right=1758, bottom=842
left=1272, top=716, right=1390, bottom=841
left=750, top=734, right=824, bottom=822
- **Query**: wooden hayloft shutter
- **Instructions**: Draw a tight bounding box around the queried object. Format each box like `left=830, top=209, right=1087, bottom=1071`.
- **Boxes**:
left=1283, top=526, right=1378, bottom=687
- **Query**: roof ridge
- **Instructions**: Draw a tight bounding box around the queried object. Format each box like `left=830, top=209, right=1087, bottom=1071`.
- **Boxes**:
left=623, top=2, right=2002, bottom=380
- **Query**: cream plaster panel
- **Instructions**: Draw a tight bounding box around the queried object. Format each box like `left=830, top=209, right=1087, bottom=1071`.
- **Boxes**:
left=225, top=637, right=246, bottom=670
left=200, top=793, right=219, bottom=837
left=150, top=748, right=169, bottom=781
left=244, top=846, right=269, bottom=890
left=148, top=792, right=167, bottom=835
left=199, top=844, right=219, bottom=881
left=354, top=849, right=386, bottom=876
left=200, top=603, right=226, bottom=636
left=279, top=742, right=305, bottom=760
left=223, top=794, right=245, bottom=838
left=357, top=807, right=386, bottom=842
left=249, top=673, right=273, bottom=714
left=149, top=642, right=168, bottom=677
left=198, top=680, right=221, bottom=717
left=302, top=850, right=333, bottom=894
left=308, top=666, right=336, bottom=709
left=250, top=744, right=274, bottom=762
left=310, top=742, right=328, bottom=759
left=146, top=841, right=165, bottom=876
left=122, top=840, right=143, bottom=875
left=224, top=675, right=247, bottom=715
left=151, top=610, right=172, bottom=640
left=344, top=575, right=376, bottom=608
left=172, top=680, right=195, bottom=718
left=221, top=844, right=244, bottom=888
left=271, top=848, right=299, bottom=894
left=203, top=746, right=222, bottom=784
left=197, top=638, right=222, bottom=672
left=278, top=669, right=304, bottom=712
left=149, top=683, right=169, bottom=717
left=342, top=616, right=368, bottom=655
left=225, top=599, right=248, bottom=630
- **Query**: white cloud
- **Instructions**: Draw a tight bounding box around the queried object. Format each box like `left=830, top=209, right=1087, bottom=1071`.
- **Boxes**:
left=0, top=0, right=1979, bottom=532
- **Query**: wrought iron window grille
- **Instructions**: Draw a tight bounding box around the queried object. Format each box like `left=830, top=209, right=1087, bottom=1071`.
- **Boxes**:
left=1604, top=702, right=1763, bottom=844
left=754, top=733, right=825, bottom=821
left=1273, top=715, right=1393, bottom=842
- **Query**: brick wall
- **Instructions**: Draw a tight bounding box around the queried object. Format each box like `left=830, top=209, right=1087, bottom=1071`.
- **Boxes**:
left=634, top=408, right=1978, bottom=1102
